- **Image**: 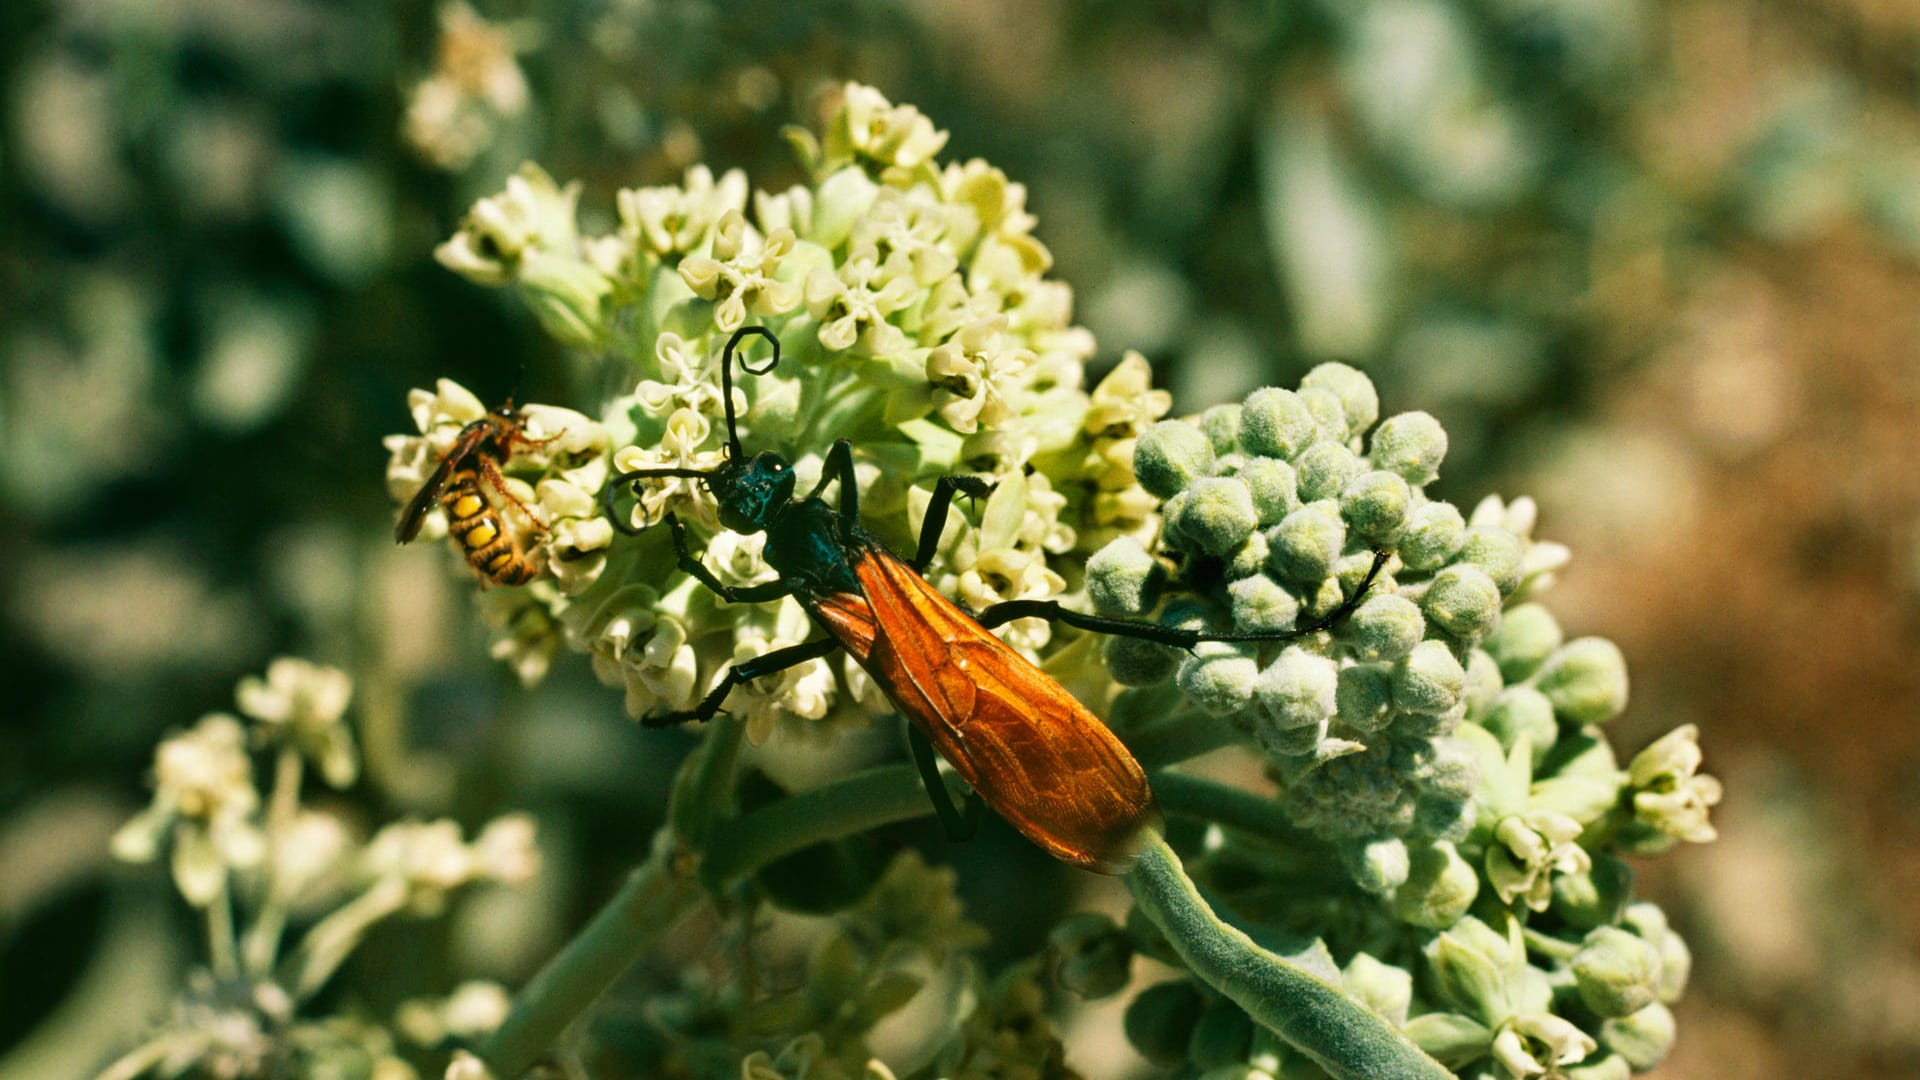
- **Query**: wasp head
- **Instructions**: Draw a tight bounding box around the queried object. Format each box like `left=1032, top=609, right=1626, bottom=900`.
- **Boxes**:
left=708, top=450, right=795, bottom=534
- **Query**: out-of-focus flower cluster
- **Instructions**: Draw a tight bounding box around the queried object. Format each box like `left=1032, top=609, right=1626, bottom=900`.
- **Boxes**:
left=102, top=659, right=535, bottom=1080
left=393, top=83, right=1161, bottom=746
left=1078, top=368, right=1719, bottom=1077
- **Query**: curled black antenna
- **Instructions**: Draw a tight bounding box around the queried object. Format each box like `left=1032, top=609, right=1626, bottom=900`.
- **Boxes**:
left=601, top=325, right=782, bottom=536
left=720, top=325, right=781, bottom=459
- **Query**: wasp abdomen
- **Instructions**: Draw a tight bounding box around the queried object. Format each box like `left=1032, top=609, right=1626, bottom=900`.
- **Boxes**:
left=442, top=468, right=537, bottom=586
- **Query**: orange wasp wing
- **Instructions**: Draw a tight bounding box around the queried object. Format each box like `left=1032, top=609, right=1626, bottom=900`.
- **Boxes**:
left=812, top=548, right=1162, bottom=875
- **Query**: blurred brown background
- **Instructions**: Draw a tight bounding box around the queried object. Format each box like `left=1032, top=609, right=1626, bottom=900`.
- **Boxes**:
left=3, top=0, right=1918, bottom=1076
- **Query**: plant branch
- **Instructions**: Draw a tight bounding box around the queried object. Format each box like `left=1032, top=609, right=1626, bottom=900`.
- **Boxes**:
left=1126, top=834, right=1454, bottom=1080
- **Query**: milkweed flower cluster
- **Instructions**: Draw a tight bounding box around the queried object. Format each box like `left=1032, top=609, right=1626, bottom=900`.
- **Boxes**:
left=394, top=84, right=1717, bottom=1078
left=1084, top=372, right=1719, bottom=1077
left=102, top=659, right=536, bottom=1080
left=396, top=83, right=1157, bottom=746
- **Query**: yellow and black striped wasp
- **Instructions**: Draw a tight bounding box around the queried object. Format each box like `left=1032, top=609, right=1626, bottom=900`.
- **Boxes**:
left=395, top=405, right=550, bottom=586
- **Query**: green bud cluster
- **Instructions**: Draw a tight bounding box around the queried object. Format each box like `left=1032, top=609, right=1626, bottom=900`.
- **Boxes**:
left=1098, top=368, right=1717, bottom=1079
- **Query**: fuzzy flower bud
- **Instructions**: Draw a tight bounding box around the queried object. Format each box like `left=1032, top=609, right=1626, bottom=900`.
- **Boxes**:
left=1199, top=403, right=1241, bottom=454
left=1535, top=638, right=1630, bottom=724
left=1392, top=640, right=1466, bottom=715
left=1601, top=1002, right=1676, bottom=1072
left=1238, top=387, right=1318, bottom=460
left=1134, top=420, right=1214, bottom=498
left=1455, top=527, right=1525, bottom=597
left=1293, top=441, right=1364, bottom=504
left=1335, top=662, right=1398, bottom=734
left=1369, top=410, right=1448, bottom=485
left=1342, top=593, right=1424, bottom=661
left=1237, top=456, right=1300, bottom=526
left=1399, top=500, right=1467, bottom=571
left=1178, top=640, right=1260, bottom=716
left=1483, top=687, right=1559, bottom=758
left=1485, top=602, right=1563, bottom=682
left=1300, top=361, right=1380, bottom=436
left=1393, top=840, right=1479, bottom=929
left=1573, top=926, right=1664, bottom=1018
left=1251, top=646, right=1338, bottom=754
left=1228, top=574, right=1300, bottom=634
left=1167, top=476, right=1258, bottom=557
left=1268, top=501, right=1346, bottom=584
left=1422, top=564, right=1502, bottom=640
left=1104, top=633, right=1181, bottom=688
left=1339, top=469, right=1412, bottom=543
left=1086, top=535, right=1165, bottom=615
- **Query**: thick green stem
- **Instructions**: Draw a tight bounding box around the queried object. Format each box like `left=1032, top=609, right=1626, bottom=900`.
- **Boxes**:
left=699, top=763, right=934, bottom=890
left=1126, top=834, right=1454, bottom=1080
left=478, top=833, right=704, bottom=1079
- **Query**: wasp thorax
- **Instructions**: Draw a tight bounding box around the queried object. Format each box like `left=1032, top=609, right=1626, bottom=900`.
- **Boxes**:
left=711, top=451, right=796, bottom=534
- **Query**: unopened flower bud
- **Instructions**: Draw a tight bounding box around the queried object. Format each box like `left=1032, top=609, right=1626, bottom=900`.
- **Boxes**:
left=1239, top=387, right=1317, bottom=460
left=1423, top=564, right=1502, bottom=640
left=1087, top=536, right=1165, bottom=616
left=1399, top=500, right=1467, bottom=571
left=1536, top=638, right=1629, bottom=724
left=1229, top=575, right=1300, bottom=634
left=1294, top=441, right=1363, bottom=504
left=1463, top=649, right=1504, bottom=721
left=1168, top=477, right=1258, bottom=557
left=1485, top=676, right=1553, bottom=740
left=1369, top=411, right=1448, bottom=485
left=1268, top=502, right=1346, bottom=584
left=1238, top=457, right=1300, bottom=526
left=1225, top=530, right=1270, bottom=580
left=1393, top=840, right=1479, bottom=928
left=1486, top=603, right=1564, bottom=682
left=1574, top=926, right=1663, bottom=1018
left=1455, top=527, right=1524, bottom=595
left=1301, top=361, right=1380, bottom=436
left=1340, top=470, right=1412, bottom=543
left=1600, top=1002, right=1676, bottom=1071
left=1335, top=662, right=1396, bottom=734
left=1178, top=641, right=1260, bottom=716
left=1393, top=640, right=1466, bottom=715
left=1348, top=836, right=1411, bottom=894
left=1344, top=593, right=1424, bottom=662
left=1135, top=420, right=1214, bottom=498
left=1200, top=403, right=1242, bottom=455
left=1551, top=853, right=1632, bottom=931
left=1252, top=647, right=1337, bottom=753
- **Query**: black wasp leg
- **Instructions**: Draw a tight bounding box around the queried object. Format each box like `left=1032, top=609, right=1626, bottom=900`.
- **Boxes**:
left=974, top=550, right=1393, bottom=647
left=804, top=439, right=860, bottom=523
left=641, top=637, right=843, bottom=728
left=666, top=514, right=804, bottom=604
left=911, top=474, right=995, bottom=574
left=906, top=723, right=985, bottom=842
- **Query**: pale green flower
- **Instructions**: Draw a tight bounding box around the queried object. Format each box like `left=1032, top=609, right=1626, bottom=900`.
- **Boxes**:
left=679, top=210, right=802, bottom=332
left=112, top=713, right=264, bottom=906
left=236, top=657, right=358, bottom=787
left=927, top=315, right=1036, bottom=434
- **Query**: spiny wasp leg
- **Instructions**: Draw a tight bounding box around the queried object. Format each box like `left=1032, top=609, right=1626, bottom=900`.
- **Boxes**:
left=640, top=636, right=843, bottom=728
left=805, top=439, right=861, bottom=522
left=911, top=474, right=995, bottom=574
left=665, top=513, right=804, bottom=604
left=907, top=723, right=984, bottom=842
left=973, top=550, right=1392, bottom=647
